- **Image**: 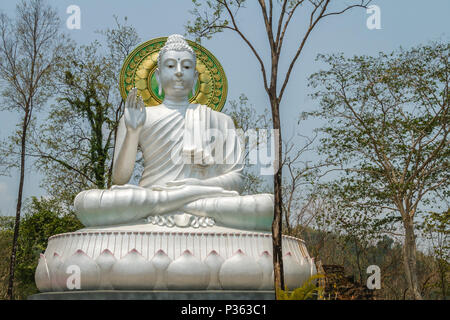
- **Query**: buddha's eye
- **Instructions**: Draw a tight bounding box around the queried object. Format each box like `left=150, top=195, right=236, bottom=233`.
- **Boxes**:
left=184, top=66, right=190, bottom=69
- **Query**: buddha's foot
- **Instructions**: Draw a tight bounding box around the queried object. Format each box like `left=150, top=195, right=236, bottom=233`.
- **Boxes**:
left=182, top=193, right=274, bottom=231
left=74, top=185, right=242, bottom=227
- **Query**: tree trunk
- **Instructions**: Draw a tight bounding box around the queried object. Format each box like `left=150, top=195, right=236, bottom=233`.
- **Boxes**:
left=107, top=102, right=123, bottom=188
left=438, top=259, right=447, bottom=300
left=271, top=98, right=285, bottom=298
left=7, top=115, right=28, bottom=300
left=355, top=240, right=364, bottom=286
left=402, top=218, right=422, bottom=300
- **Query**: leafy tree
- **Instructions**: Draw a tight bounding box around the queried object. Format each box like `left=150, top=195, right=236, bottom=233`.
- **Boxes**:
left=96, top=16, right=141, bottom=184
left=0, top=0, right=68, bottom=299
left=0, top=216, right=14, bottom=231
left=0, top=216, right=13, bottom=299
left=29, top=18, right=140, bottom=207
left=421, top=209, right=449, bottom=299
left=306, top=42, right=449, bottom=299
left=185, top=0, right=371, bottom=295
left=30, top=41, right=117, bottom=205
left=13, top=197, right=82, bottom=299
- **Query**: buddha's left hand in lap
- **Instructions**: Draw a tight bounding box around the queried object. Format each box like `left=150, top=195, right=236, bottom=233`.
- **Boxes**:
left=165, top=178, right=204, bottom=187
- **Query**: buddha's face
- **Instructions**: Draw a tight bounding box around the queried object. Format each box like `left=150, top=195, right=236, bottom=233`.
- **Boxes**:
left=156, top=50, right=198, bottom=100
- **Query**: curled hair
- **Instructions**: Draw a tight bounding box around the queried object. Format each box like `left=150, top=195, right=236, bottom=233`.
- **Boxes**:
left=157, top=34, right=196, bottom=68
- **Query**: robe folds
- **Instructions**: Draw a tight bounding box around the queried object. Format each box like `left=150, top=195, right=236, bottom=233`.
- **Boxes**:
left=137, top=103, right=244, bottom=191
left=74, top=104, right=273, bottom=231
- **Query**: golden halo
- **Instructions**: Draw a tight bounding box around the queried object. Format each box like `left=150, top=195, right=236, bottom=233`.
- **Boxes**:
left=119, top=37, right=228, bottom=112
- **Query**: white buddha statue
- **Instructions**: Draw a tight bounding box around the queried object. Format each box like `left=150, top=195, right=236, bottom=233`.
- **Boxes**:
left=33, top=36, right=316, bottom=295
left=74, top=34, right=274, bottom=231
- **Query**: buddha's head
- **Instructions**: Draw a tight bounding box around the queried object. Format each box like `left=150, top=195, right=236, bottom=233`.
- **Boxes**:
left=155, top=34, right=198, bottom=100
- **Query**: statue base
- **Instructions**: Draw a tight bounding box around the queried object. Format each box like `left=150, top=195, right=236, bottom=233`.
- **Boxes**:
left=35, top=222, right=317, bottom=293
left=29, top=290, right=275, bottom=300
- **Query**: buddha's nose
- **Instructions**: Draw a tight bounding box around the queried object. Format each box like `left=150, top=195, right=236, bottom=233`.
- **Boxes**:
left=175, top=63, right=183, bottom=76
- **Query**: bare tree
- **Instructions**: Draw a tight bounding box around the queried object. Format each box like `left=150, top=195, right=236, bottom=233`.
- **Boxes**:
left=186, top=0, right=371, bottom=296
left=280, top=130, right=335, bottom=235
left=0, top=0, right=67, bottom=299
left=226, top=94, right=272, bottom=194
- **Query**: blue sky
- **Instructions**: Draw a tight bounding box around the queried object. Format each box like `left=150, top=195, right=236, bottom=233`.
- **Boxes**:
left=0, top=0, right=449, bottom=216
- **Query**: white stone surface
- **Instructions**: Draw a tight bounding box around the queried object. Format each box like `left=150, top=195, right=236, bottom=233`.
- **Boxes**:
left=35, top=35, right=317, bottom=293
left=109, top=249, right=156, bottom=290
left=95, top=249, right=116, bottom=290
left=35, top=226, right=315, bottom=292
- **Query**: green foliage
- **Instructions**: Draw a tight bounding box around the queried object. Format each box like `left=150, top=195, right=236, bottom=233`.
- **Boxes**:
left=0, top=221, right=13, bottom=299
left=13, top=197, right=83, bottom=299
left=307, top=42, right=449, bottom=222
left=421, top=208, right=449, bottom=299
left=293, top=222, right=449, bottom=300
left=276, top=274, right=325, bottom=300
left=0, top=216, right=14, bottom=231
left=186, top=0, right=239, bottom=42
left=30, top=19, right=141, bottom=207
left=305, top=42, right=449, bottom=298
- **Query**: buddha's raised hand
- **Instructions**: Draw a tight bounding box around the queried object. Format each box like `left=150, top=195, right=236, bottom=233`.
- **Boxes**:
left=124, top=87, right=146, bottom=131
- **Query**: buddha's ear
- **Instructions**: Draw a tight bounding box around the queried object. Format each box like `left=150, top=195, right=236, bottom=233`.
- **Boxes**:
left=192, top=70, right=198, bottom=96
left=155, top=68, right=162, bottom=96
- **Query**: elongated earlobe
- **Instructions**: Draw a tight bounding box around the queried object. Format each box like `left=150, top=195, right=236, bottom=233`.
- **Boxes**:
left=192, top=72, right=198, bottom=96
left=155, top=68, right=162, bottom=96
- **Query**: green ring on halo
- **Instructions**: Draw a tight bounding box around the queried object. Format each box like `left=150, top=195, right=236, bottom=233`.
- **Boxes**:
left=119, top=37, right=228, bottom=112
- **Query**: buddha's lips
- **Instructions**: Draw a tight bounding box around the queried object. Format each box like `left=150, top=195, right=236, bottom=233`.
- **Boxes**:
left=174, top=81, right=184, bottom=89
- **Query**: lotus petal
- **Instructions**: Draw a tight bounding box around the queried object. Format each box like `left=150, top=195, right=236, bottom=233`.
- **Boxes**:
left=63, top=249, right=101, bottom=290
left=95, top=249, right=116, bottom=290
left=48, top=252, right=65, bottom=292
left=219, top=249, right=263, bottom=290
left=257, top=251, right=274, bottom=290
left=204, top=250, right=224, bottom=290
left=151, top=249, right=172, bottom=290
left=35, top=254, right=52, bottom=292
left=110, top=249, right=156, bottom=290
left=283, top=252, right=309, bottom=289
left=167, top=250, right=210, bottom=290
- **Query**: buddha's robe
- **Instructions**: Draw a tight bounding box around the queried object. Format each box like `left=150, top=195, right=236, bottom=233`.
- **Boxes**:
left=74, top=104, right=273, bottom=231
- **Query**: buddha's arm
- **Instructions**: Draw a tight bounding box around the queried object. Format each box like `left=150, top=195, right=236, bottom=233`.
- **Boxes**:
left=111, top=117, right=139, bottom=185
left=199, top=115, right=245, bottom=193
left=196, top=169, right=244, bottom=193
left=167, top=165, right=244, bottom=194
